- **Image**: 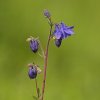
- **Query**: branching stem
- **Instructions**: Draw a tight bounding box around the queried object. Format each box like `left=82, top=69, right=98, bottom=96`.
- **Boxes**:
left=41, top=18, right=53, bottom=100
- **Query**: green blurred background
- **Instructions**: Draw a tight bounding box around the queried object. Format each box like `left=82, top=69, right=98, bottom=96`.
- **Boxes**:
left=0, top=0, right=100, bottom=100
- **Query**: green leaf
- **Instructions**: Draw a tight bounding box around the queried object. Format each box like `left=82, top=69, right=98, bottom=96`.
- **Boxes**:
left=33, top=96, right=38, bottom=100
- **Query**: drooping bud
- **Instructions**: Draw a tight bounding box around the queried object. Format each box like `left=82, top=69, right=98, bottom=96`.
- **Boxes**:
left=27, top=36, right=39, bottom=53
left=55, top=38, right=62, bottom=47
left=30, top=39, right=39, bottom=53
left=44, top=9, right=51, bottom=18
left=28, top=64, right=37, bottom=79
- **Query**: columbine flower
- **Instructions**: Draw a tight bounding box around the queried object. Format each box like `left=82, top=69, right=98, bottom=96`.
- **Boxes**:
left=53, top=22, right=74, bottom=47
left=27, top=37, right=39, bottom=53
left=60, top=22, right=74, bottom=39
left=28, top=64, right=37, bottom=79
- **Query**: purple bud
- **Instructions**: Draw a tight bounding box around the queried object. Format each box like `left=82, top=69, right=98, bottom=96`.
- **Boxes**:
left=28, top=66, right=37, bottom=79
left=55, top=38, right=62, bottom=47
left=44, top=9, right=51, bottom=18
left=30, top=39, right=39, bottom=53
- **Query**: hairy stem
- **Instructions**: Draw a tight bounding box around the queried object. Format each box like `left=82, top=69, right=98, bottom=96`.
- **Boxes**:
left=41, top=21, right=52, bottom=100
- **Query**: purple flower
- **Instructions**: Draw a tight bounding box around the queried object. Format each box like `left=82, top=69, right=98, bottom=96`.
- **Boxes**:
left=53, top=24, right=62, bottom=39
left=30, top=39, right=39, bottom=53
left=53, top=22, right=74, bottom=39
left=60, top=22, right=74, bottom=39
left=28, top=65, right=37, bottom=79
left=53, top=22, right=74, bottom=47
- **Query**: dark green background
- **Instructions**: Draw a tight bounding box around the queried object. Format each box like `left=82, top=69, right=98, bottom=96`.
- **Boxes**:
left=0, top=0, right=100, bottom=100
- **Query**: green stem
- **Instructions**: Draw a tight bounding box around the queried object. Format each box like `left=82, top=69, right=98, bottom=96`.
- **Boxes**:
left=35, top=78, right=39, bottom=98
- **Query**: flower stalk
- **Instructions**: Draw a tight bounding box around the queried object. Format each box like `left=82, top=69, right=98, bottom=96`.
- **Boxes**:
left=41, top=18, right=53, bottom=100
left=35, top=78, right=40, bottom=98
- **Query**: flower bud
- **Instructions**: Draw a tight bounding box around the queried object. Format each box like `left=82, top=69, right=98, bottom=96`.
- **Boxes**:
left=55, top=38, right=62, bottom=47
left=30, top=39, right=39, bottom=53
left=28, top=65, right=37, bottom=79
left=44, top=9, right=51, bottom=18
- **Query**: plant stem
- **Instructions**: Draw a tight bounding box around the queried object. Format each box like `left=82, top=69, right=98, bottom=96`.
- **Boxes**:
left=35, top=78, right=39, bottom=98
left=41, top=21, right=52, bottom=100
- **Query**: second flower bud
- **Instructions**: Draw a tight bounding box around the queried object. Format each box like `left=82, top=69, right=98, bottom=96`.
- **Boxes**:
left=27, top=36, right=39, bottom=53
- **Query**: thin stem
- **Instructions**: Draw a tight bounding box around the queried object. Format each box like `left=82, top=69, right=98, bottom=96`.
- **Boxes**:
left=39, top=40, right=45, bottom=58
left=41, top=19, right=53, bottom=100
left=35, top=78, right=39, bottom=98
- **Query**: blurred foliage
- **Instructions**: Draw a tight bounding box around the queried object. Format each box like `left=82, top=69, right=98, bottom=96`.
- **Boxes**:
left=0, top=0, right=100, bottom=100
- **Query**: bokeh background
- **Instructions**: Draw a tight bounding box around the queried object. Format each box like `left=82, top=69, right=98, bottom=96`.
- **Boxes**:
left=0, top=0, right=100, bottom=100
